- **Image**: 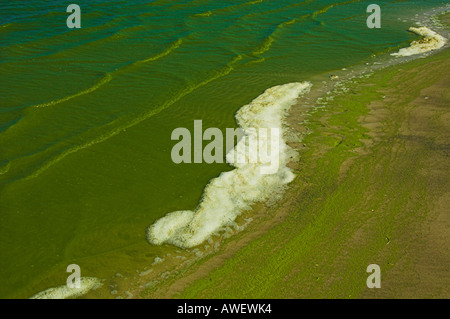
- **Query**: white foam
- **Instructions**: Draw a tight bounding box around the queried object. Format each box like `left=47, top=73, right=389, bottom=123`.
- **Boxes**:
left=392, top=26, right=447, bottom=57
left=147, top=82, right=311, bottom=248
left=30, top=277, right=102, bottom=299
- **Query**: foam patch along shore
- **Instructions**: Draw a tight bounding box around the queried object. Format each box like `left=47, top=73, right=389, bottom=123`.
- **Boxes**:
left=147, top=82, right=311, bottom=249
left=30, top=277, right=102, bottom=299
left=392, top=26, right=447, bottom=57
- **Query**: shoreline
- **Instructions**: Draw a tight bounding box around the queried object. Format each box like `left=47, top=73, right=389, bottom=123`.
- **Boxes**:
left=28, top=9, right=450, bottom=299
left=124, top=16, right=450, bottom=299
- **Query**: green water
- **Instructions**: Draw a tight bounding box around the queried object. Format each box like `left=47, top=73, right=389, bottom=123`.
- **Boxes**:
left=0, top=0, right=446, bottom=298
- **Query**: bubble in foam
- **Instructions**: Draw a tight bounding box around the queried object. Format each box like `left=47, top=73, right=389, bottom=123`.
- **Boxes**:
left=392, top=26, right=447, bottom=57
left=30, top=277, right=102, bottom=299
left=146, top=82, right=311, bottom=249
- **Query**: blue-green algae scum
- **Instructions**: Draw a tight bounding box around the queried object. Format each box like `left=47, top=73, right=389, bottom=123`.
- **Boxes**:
left=0, top=0, right=446, bottom=298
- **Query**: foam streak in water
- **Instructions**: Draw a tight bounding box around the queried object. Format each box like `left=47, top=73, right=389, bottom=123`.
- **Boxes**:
left=391, top=26, right=447, bottom=57
left=30, top=277, right=102, bottom=299
left=147, top=82, right=311, bottom=248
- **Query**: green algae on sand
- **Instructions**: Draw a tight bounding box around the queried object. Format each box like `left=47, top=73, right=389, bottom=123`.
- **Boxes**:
left=140, top=46, right=450, bottom=299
